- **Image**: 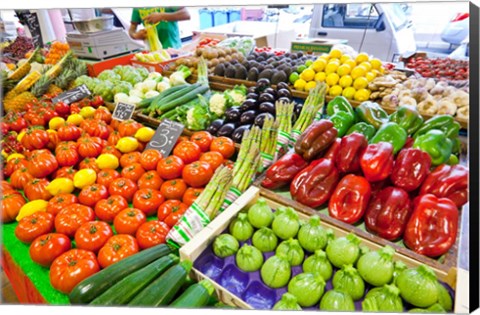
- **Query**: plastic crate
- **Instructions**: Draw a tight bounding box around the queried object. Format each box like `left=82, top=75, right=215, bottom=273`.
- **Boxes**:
left=199, top=8, right=213, bottom=30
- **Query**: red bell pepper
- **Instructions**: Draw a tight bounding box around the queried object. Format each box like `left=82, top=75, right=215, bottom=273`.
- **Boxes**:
left=390, top=148, right=431, bottom=192
left=323, top=138, right=341, bottom=161
left=364, top=186, right=412, bottom=241
left=335, top=132, right=368, bottom=174
left=328, top=174, right=371, bottom=224
left=290, top=158, right=340, bottom=208
left=403, top=194, right=458, bottom=257
left=360, top=142, right=394, bottom=182
left=419, top=164, right=468, bottom=208
left=295, top=120, right=338, bottom=161
left=261, top=152, right=309, bottom=190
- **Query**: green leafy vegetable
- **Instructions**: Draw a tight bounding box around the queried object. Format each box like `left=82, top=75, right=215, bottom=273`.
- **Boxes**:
left=112, top=81, right=133, bottom=96
left=302, top=249, right=333, bottom=281
left=213, top=234, right=239, bottom=258
left=357, top=245, right=395, bottom=286
left=396, top=265, right=439, bottom=308
left=252, top=227, right=278, bottom=252
left=272, top=206, right=300, bottom=240
left=297, top=215, right=328, bottom=252
left=275, top=239, right=305, bottom=266
left=319, top=289, right=355, bottom=311
left=332, top=264, right=365, bottom=301
left=362, top=284, right=403, bottom=312
left=235, top=244, right=264, bottom=272
left=273, top=293, right=302, bottom=310
left=229, top=213, right=254, bottom=242
left=288, top=272, right=326, bottom=307
left=261, top=255, right=291, bottom=288
left=326, top=233, right=361, bottom=268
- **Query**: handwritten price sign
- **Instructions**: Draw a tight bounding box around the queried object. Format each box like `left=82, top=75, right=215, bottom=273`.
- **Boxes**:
left=146, top=119, right=184, bottom=156
left=52, top=84, right=91, bottom=105
left=112, top=102, right=136, bottom=121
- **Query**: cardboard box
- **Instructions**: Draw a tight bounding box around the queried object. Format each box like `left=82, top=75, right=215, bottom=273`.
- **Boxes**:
left=290, top=38, right=349, bottom=55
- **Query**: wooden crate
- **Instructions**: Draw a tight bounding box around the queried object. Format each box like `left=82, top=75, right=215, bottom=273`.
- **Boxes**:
left=179, top=186, right=459, bottom=310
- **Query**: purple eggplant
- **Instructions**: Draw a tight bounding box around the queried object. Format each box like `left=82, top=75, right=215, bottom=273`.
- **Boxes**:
left=217, top=123, right=236, bottom=138
left=240, top=110, right=257, bottom=125
left=258, top=93, right=276, bottom=103
left=240, top=99, right=258, bottom=112
left=207, top=119, right=224, bottom=135
left=225, top=107, right=242, bottom=122
left=277, top=88, right=292, bottom=99
left=259, top=102, right=276, bottom=115
left=232, top=125, right=252, bottom=143
left=254, top=112, right=274, bottom=127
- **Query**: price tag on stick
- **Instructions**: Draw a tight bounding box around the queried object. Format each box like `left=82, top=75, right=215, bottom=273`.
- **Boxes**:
left=112, top=102, right=136, bottom=121
left=146, top=119, right=184, bottom=157
left=52, top=84, right=91, bottom=105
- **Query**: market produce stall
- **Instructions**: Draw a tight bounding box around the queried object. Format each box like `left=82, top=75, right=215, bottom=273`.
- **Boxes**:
left=0, top=27, right=470, bottom=314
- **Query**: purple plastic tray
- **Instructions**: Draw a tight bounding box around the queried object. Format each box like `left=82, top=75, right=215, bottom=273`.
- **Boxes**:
left=194, top=231, right=455, bottom=311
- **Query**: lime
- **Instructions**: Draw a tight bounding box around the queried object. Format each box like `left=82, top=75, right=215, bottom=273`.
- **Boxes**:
left=305, top=60, right=313, bottom=67
left=297, top=65, right=307, bottom=73
left=289, top=72, right=300, bottom=84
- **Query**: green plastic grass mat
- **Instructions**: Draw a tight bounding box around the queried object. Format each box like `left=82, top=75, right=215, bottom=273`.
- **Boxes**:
left=2, top=222, right=70, bottom=305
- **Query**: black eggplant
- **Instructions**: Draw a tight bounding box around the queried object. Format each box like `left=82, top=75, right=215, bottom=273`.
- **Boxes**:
left=207, top=119, right=224, bottom=135
left=247, top=86, right=258, bottom=94
left=277, top=88, right=292, bottom=99
left=258, top=93, right=276, bottom=103
left=276, top=82, right=290, bottom=91
left=294, top=103, right=303, bottom=118
left=256, top=78, right=270, bottom=92
left=217, top=123, right=236, bottom=138
left=240, top=110, right=257, bottom=125
left=232, top=125, right=252, bottom=143
left=259, top=102, right=275, bottom=115
left=254, top=112, right=274, bottom=127
left=224, top=107, right=242, bottom=122
left=240, top=99, right=258, bottom=112
left=277, top=96, right=291, bottom=104
left=246, top=92, right=259, bottom=100
left=264, top=87, right=276, bottom=97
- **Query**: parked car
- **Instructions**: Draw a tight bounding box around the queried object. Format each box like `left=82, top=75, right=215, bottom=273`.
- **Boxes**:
left=309, top=3, right=417, bottom=62
left=441, top=12, right=469, bottom=46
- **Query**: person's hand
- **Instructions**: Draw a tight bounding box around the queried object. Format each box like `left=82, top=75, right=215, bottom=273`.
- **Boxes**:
left=143, top=12, right=164, bottom=24
left=133, top=29, right=147, bottom=40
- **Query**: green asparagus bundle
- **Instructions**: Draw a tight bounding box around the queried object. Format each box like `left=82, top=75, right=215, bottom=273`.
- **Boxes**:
left=196, top=165, right=233, bottom=219
left=260, top=114, right=278, bottom=157
left=274, top=100, right=295, bottom=159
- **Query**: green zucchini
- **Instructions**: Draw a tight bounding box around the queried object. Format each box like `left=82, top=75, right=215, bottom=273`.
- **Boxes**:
left=157, top=85, right=209, bottom=115
left=69, top=243, right=173, bottom=304
left=128, top=260, right=193, bottom=307
left=144, top=84, right=197, bottom=114
left=150, top=84, right=200, bottom=111
left=89, top=254, right=179, bottom=306
left=170, top=280, right=215, bottom=308
left=137, top=95, right=157, bottom=109
left=159, top=108, right=178, bottom=119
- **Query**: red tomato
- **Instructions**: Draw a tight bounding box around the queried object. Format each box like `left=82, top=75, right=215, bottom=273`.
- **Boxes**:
left=97, top=234, right=139, bottom=269
left=136, top=220, right=170, bottom=249
left=58, top=124, right=82, bottom=141
left=47, top=194, right=78, bottom=216
left=96, top=169, right=120, bottom=187
left=94, top=107, right=112, bottom=124
left=74, top=221, right=113, bottom=253
left=139, top=149, right=163, bottom=170
left=182, top=161, right=213, bottom=188
left=78, top=184, right=109, bottom=207
left=29, top=233, right=71, bottom=267
left=77, top=136, right=103, bottom=158
left=27, top=150, right=58, bottom=178
left=54, top=166, right=77, bottom=181
left=137, top=170, right=163, bottom=190
left=119, top=151, right=142, bottom=168
left=91, top=95, right=105, bottom=107
left=173, top=141, right=201, bottom=164
left=55, top=143, right=80, bottom=167
left=157, top=200, right=189, bottom=227
left=3, top=157, right=28, bottom=177
left=182, top=187, right=204, bottom=207
left=210, top=136, right=235, bottom=159
left=9, top=116, right=28, bottom=133
left=54, top=204, right=95, bottom=238
left=24, top=178, right=52, bottom=201
left=200, top=151, right=224, bottom=171
left=55, top=102, right=70, bottom=117
left=156, top=155, right=185, bottom=180
left=107, top=130, right=121, bottom=146
left=78, top=157, right=101, bottom=174
left=101, top=145, right=122, bottom=160
left=121, top=163, right=146, bottom=182
left=1, top=192, right=27, bottom=223
left=94, top=195, right=129, bottom=223
left=21, top=128, right=50, bottom=150
left=118, top=120, right=142, bottom=137
left=113, top=208, right=147, bottom=236
left=50, top=249, right=100, bottom=294
left=190, top=131, right=213, bottom=152
left=132, top=188, right=165, bottom=216
left=15, top=212, right=55, bottom=243
left=160, top=179, right=187, bottom=200
left=108, top=178, right=138, bottom=202
left=176, top=135, right=190, bottom=145
left=84, top=119, right=111, bottom=140
left=10, top=167, right=33, bottom=190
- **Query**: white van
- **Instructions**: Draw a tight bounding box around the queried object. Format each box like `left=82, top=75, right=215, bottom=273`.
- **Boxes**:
left=309, top=3, right=417, bottom=61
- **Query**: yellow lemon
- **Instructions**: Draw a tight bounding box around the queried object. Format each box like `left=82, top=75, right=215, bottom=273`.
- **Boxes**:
left=6, top=153, right=25, bottom=162
left=66, top=113, right=84, bottom=126
left=328, top=85, right=343, bottom=97
left=48, top=117, right=65, bottom=130
left=294, top=78, right=307, bottom=91
left=329, top=48, right=343, bottom=59
left=305, top=81, right=317, bottom=92
left=325, top=61, right=340, bottom=75
left=353, top=77, right=369, bottom=90
left=116, top=137, right=139, bottom=153
left=351, top=66, right=367, bottom=79
left=339, top=75, right=353, bottom=88
left=135, top=127, right=155, bottom=142
left=46, top=178, right=75, bottom=196
left=340, top=54, right=352, bottom=63
left=366, top=72, right=376, bottom=82
left=370, top=58, right=382, bottom=70
left=311, top=59, right=327, bottom=72
left=2, top=150, right=8, bottom=160
left=16, top=200, right=48, bottom=221
left=344, top=59, right=357, bottom=69
left=337, top=64, right=351, bottom=76
left=96, top=153, right=120, bottom=170
left=325, top=73, right=340, bottom=86
left=73, top=169, right=97, bottom=189
left=354, top=89, right=371, bottom=102
left=300, top=68, right=316, bottom=82
left=360, top=61, right=372, bottom=72
left=329, top=58, right=340, bottom=65
left=355, top=52, right=370, bottom=64
left=80, top=106, right=96, bottom=119
left=314, top=72, right=326, bottom=82
left=17, top=130, right=26, bottom=142
left=379, top=67, right=386, bottom=74
left=342, top=87, right=357, bottom=100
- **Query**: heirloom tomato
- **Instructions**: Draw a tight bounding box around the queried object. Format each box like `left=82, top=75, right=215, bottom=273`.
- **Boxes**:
left=136, top=220, right=170, bottom=249
left=97, top=234, right=139, bottom=268
left=156, top=155, right=185, bottom=180
left=160, top=179, right=187, bottom=200
left=78, top=184, right=109, bottom=207
left=157, top=200, right=189, bottom=227
left=47, top=194, right=78, bottom=216
left=15, top=212, right=55, bottom=243
left=113, top=208, right=147, bottom=236
left=54, top=204, right=95, bottom=238
left=108, top=178, right=138, bottom=202
left=29, top=233, right=71, bottom=267
left=137, top=171, right=163, bottom=190
left=74, top=221, right=113, bottom=253
left=94, top=195, right=129, bottom=223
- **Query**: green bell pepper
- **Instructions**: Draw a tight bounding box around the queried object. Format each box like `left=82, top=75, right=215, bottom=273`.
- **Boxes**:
left=356, top=101, right=389, bottom=129
left=370, top=122, right=407, bottom=154
left=388, top=105, right=424, bottom=135
left=346, top=122, right=376, bottom=140
left=413, top=115, right=460, bottom=140
left=330, top=111, right=355, bottom=137
left=413, top=129, right=453, bottom=166
left=327, top=96, right=356, bottom=120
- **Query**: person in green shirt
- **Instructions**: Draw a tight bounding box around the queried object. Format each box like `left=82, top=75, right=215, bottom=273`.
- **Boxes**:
left=129, top=7, right=190, bottom=49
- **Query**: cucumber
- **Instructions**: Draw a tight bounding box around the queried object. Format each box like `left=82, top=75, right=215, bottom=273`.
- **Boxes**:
left=144, top=84, right=197, bottom=114
left=170, top=280, right=215, bottom=308
left=157, top=85, right=209, bottom=115
left=159, top=108, right=178, bottom=119
left=150, top=84, right=200, bottom=111
left=128, top=260, right=193, bottom=306
left=90, top=254, right=179, bottom=306
left=137, top=95, right=158, bottom=109
left=69, top=243, right=173, bottom=304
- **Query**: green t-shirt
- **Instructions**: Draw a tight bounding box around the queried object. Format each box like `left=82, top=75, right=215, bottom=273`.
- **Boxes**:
left=131, top=7, right=182, bottom=49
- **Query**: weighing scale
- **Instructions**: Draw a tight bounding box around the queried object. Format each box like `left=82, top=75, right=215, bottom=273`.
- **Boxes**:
left=66, top=28, right=144, bottom=60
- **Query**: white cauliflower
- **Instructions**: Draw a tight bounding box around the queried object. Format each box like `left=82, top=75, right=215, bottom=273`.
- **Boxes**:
left=209, top=93, right=228, bottom=116
left=114, top=93, right=129, bottom=104
left=226, top=90, right=246, bottom=105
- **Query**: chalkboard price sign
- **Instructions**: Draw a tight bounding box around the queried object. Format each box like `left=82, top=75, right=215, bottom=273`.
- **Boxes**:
left=52, top=84, right=91, bottom=105
left=112, top=102, right=136, bottom=121
left=146, top=119, right=184, bottom=157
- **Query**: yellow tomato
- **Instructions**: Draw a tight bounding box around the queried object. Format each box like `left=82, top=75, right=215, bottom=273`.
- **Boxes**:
left=16, top=200, right=48, bottom=221
left=116, top=137, right=139, bottom=153
left=96, top=153, right=120, bottom=170
left=48, top=117, right=65, bottom=130
left=46, top=178, right=75, bottom=196
left=73, top=169, right=97, bottom=189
